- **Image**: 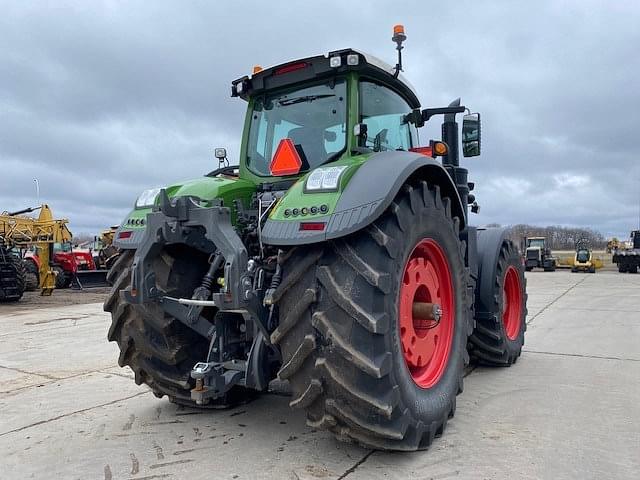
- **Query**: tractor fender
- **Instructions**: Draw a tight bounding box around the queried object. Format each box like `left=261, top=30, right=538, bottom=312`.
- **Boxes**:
left=262, top=151, right=466, bottom=245
left=475, top=227, right=512, bottom=311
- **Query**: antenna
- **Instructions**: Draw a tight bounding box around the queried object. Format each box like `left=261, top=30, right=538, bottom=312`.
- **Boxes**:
left=392, top=25, right=407, bottom=78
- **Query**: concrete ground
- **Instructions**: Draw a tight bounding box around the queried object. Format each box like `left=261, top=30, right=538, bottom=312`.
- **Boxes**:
left=1, top=271, right=638, bottom=479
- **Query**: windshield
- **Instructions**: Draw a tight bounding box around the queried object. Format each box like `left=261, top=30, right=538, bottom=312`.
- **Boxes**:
left=360, top=81, right=417, bottom=152
left=527, top=239, right=545, bottom=249
left=54, top=242, right=72, bottom=253
left=576, top=250, right=589, bottom=262
left=246, top=79, right=347, bottom=176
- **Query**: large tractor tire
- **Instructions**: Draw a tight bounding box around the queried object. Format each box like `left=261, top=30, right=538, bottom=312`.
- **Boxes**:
left=23, top=259, right=39, bottom=291
left=0, top=253, right=26, bottom=302
left=272, top=182, right=473, bottom=451
left=468, top=241, right=527, bottom=366
left=104, top=249, right=254, bottom=408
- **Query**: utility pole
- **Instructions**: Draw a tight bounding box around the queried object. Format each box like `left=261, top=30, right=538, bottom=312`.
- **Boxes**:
left=33, top=179, right=40, bottom=205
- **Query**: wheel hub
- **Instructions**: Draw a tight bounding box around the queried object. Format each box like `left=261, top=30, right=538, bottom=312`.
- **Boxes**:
left=399, top=239, right=455, bottom=389
left=502, top=265, right=522, bottom=340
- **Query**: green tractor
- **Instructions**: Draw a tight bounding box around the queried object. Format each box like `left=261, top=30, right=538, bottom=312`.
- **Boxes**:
left=105, top=27, right=527, bottom=451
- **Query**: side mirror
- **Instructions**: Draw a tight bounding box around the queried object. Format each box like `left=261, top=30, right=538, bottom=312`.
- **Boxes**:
left=462, top=113, right=481, bottom=157
left=214, top=148, right=227, bottom=160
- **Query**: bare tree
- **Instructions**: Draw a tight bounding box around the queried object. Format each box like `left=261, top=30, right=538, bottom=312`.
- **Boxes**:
left=504, top=224, right=606, bottom=251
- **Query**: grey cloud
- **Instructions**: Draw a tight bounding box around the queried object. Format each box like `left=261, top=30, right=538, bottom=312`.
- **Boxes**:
left=1, top=1, right=639, bottom=238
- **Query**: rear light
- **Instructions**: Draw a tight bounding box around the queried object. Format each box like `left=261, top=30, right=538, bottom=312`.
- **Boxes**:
left=118, top=231, right=133, bottom=239
left=270, top=138, right=302, bottom=176
left=274, top=62, right=308, bottom=75
left=409, top=146, right=433, bottom=157
left=299, top=222, right=325, bottom=231
left=410, top=141, right=449, bottom=158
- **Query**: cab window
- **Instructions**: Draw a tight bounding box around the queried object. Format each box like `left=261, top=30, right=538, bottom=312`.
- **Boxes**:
left=360, top=81, right=417, bottom=152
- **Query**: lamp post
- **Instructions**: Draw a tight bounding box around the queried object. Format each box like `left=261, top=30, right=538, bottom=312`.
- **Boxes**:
left=33, top=178, right=40, bottom=205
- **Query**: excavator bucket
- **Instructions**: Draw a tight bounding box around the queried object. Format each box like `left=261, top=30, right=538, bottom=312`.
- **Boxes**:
left=73, top=269, right=109, bottom=289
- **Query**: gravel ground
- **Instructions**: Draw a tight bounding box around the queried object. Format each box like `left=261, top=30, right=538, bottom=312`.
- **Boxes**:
left=1, top=287, right=110, bottom=314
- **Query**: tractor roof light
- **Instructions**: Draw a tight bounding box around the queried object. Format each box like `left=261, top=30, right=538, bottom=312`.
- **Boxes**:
left=231, top=77, right=249, bottom=97
left=274, top=62, right=309, bottom=75
left=329, top=55, right=342, bottom=68
left=392, top=24, right=407, bottom=78
left=252, top=65, right=263, bottom=74
left=393, top=24, right=406, bottom=41
left=346, top=54, right=359, bottom=66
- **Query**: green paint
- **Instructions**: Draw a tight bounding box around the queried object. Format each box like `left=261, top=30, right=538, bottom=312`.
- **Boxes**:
left=269, top=152, right=372, bottom=220
left=122, top=176, right=256, bottom=228
left=120, top=71, right=376, bottom=229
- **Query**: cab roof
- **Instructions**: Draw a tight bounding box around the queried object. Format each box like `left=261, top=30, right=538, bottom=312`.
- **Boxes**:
left=231, top=48, right=420, bottom=108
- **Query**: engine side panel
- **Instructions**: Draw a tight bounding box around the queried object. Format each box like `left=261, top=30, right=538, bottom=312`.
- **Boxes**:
left=114, top=176, right=256, bottom=249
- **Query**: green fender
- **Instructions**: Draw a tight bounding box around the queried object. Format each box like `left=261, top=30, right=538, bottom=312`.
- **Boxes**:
left=262, top=151, right=466, bottom=245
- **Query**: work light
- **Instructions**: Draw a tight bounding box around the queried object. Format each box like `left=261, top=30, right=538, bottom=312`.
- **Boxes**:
left=305, top=166, right=348, bottom=192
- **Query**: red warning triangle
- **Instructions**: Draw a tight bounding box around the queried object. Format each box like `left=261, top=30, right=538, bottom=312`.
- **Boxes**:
left=270, top=138, right=302, bottom=176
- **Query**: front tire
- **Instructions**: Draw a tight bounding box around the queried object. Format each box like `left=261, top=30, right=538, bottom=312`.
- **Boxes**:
left=53, top=266, right=72, bottom=289
left=104, top=249, right=254, bottom=408
left=273, top=182, right=472, bottom=450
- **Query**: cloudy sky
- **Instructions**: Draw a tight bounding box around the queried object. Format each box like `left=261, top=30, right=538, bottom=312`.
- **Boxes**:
left=2, top=1, right=639, bottom=238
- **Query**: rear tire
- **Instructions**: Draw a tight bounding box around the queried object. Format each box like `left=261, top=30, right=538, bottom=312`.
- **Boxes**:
left=273, top=182, right=472, bottom=451
left=104, top=249, right=255, bottom=408
left=469, top=241, right=527, bottom=366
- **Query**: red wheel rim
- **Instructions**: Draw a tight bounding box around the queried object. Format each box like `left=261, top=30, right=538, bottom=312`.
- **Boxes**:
left=399, top=239, right=455, bottom=389
left=502, top=266, right=522, bottom=340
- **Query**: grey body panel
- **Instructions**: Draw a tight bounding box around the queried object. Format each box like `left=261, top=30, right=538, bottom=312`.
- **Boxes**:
left=262, top=151, right=466, bottom=245
left=113, top=227, right=145, bottom=249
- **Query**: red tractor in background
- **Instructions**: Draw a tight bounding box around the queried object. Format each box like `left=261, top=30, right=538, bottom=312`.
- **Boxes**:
left=23, top=242, right=97, bottom=290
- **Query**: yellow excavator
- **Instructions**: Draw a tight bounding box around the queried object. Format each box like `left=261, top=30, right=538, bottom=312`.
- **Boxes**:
left=0, top=205, right=72, bottom=295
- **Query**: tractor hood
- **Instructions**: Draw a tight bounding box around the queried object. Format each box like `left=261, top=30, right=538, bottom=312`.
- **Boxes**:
left=113, top=174, right=256, bottom=248
left=163, top=175, right=255, bottom=204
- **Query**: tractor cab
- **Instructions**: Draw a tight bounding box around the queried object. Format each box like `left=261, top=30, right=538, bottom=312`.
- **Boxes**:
left=232, top=47, right=479, bottom=186
left=576, top=248, right=591, bottom=264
